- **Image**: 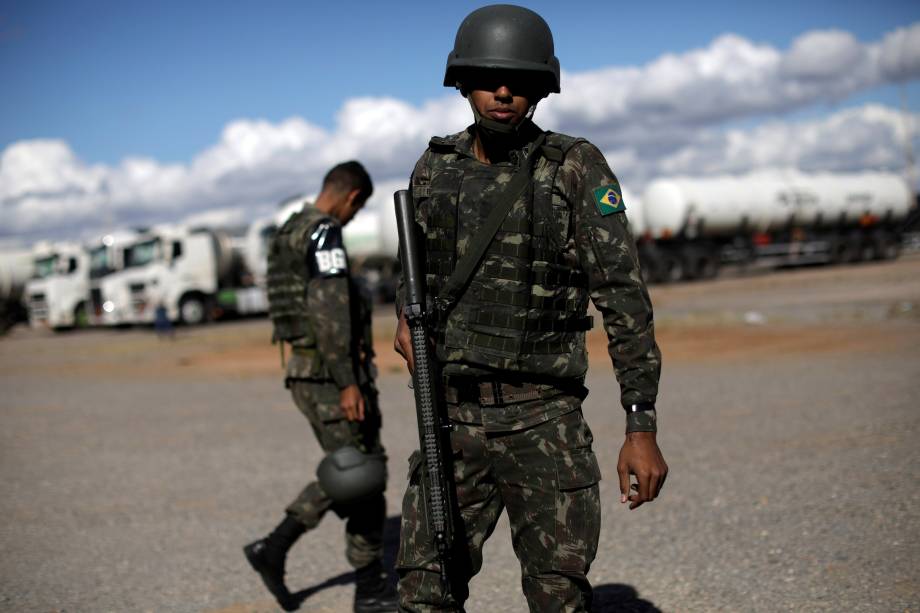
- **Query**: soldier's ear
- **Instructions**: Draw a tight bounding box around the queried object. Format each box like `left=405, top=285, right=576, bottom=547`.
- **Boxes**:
left=345, top=188, right=362, bottom=210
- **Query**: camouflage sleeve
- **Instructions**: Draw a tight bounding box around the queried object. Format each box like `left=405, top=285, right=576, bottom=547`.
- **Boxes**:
left=567, top=142, right=662, bottom=412
left=305, top=221, right=357, bottom=389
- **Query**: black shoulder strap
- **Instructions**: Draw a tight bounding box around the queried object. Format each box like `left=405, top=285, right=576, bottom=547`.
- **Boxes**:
left=435, top=133, right=547, bottom=313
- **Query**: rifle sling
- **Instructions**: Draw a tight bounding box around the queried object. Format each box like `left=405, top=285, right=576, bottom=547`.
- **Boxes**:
left=436, top=133, right=547, bottom=314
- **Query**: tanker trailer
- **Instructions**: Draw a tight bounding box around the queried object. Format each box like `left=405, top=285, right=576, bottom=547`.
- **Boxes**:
left=343, top=206, right=400, bottom=303
left=640, top=171, right=912, bottom=283
left=0, top=248, right=33, bottom=332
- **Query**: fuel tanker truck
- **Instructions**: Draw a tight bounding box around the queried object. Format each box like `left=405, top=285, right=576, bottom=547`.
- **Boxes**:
left=342, top=206, right=401, bottom=302
left=24, top=241, right=91, bottom=329
left=99, top=223, right=271, bottom=326
left=636, top=170, right=913, bottom=283
left=87, top=230, right=140, bottom=325
left=0, top=248, right=33, bottom=332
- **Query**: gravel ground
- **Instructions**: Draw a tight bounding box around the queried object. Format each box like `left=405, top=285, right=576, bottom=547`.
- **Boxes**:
left=1, top=256, right=919, bottom=613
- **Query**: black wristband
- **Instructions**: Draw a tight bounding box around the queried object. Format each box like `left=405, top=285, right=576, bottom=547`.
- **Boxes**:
left=625, top=402, right=656, bottom=413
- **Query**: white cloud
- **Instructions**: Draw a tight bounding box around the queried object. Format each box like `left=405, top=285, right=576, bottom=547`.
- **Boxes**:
left=647, top=104, right=918, bottom=179
left=878, top=22, right=920, bottom=81
left=781, top=30, right=868, bottom=81
left=1, top=22, right=918, bottom=242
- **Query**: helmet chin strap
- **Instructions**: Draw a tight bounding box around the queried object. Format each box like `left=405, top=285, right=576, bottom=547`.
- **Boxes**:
left=468, top=97, right=537, bottom=143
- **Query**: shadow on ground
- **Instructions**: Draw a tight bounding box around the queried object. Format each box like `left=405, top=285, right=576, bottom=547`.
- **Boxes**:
left=592, top=583, right=661, bottom=612
left=287, top=515, right=401, bottom=610
left=269, top=515, right=660, bottom=613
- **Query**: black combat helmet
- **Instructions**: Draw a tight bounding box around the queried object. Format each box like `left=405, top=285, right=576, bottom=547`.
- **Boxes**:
left=316, top=446, right=387, bottom=505
left=444, top=4, right=561, bottom=97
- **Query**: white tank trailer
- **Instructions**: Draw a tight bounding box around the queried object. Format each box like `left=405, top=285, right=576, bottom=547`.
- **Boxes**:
left=637, top=170, right=914, bottom=282
left=343, top=207, right=401, bottom=303
left=0, top=248, right=34, bottom=331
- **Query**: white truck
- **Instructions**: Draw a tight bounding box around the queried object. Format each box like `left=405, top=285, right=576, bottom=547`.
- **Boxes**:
left=86, top=230, right=140, bottom=326
left=342, top=207, right=401, bottom=303
left=99, top=222, right=274, bottom=326
left=0, top=247, right=34, bottom=332
left=24, top=241, right=91, bottom=330
left=636, top=170, right=914, bottom=282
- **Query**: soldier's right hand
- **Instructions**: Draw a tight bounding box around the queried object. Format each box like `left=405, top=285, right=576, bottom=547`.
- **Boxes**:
left=339, top=384, right=365, bottom=422
left=394, top=311, right=415, bottom=374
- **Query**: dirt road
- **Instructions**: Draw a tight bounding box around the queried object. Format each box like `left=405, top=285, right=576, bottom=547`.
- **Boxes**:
left=1, top=256, right=918, bottom=612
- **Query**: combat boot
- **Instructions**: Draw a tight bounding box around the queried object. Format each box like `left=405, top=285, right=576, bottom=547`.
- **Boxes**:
left=243, top=514, right=306, bottom=611
left=353, top=559, right=398, bottom=613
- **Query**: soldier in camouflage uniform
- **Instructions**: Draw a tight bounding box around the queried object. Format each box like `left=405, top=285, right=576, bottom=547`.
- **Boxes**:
left=393, top=6, right=668, bottom=612
left=245, top=161, right=398, bottom=613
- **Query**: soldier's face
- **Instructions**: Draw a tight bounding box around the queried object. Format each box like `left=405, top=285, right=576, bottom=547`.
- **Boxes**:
left=467, top=72, right=534, bottom=126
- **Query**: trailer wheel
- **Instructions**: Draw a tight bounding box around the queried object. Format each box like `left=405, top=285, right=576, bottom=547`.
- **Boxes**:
left=876, top=233, right=901, bottom=261
left=637, top=245, right=664, bottom=284
left=662, top=254, right=685, bottom=283
left=179, top=295, right=209, bottom=326
left=830, top=238, right=858, bottom=265
left=859, top=238, right=878, bottom=262
left=697, top=251, right=721, bottom=280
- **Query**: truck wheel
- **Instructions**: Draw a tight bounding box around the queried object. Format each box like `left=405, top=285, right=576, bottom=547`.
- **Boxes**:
left=73, top=303, right=90, bottom=329
left=697, top=251, right=721, bottom=280
left=662, top=254, right=685, bottom=283
left=179, top=295, right=208, bottom=325
left=637, top=245, right=663, bottom=284
left=830, top=238, right=857, bottom=265
left=877, top=233, right=901, bottom=261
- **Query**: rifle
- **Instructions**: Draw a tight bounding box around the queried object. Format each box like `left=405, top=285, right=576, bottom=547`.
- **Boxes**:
left=394, top=189, right=456, bottom=594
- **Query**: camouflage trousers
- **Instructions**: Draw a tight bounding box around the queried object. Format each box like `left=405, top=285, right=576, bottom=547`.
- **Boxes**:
left=396, top=391, right=601, bottom=612
left=285, top=379, right=387, bottom=569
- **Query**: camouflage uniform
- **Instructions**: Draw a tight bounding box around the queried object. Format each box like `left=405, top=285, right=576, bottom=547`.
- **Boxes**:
left=268, top=206, right=387, bottom=570
left=396, top=122, right=661, bottom=612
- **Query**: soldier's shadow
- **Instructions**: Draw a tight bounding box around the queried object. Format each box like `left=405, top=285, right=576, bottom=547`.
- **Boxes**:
left=592, top=583, right=661, bottom=612
left=287, top=515, right=401, bottom=609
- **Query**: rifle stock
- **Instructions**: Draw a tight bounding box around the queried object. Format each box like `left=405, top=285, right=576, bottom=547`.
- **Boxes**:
left=394, top=189, right=456, bottom=593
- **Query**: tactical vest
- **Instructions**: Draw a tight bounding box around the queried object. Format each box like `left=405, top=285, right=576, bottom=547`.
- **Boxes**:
left=267, top=208, right=376, bottom=384
left=419, top=131, right=593, bottom=379
left=266, top=208, right=331, bottom=344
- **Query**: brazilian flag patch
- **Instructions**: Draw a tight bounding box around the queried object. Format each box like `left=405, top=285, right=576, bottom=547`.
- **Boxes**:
left=592, top=184, right=625, bottom=215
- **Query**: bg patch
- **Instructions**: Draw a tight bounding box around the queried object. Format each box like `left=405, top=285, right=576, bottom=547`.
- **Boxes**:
left=592, top=184, right=625, bottom=215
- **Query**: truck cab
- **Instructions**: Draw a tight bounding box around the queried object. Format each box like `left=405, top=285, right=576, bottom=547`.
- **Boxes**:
left=100, top=226, right=220, bottom=326
left=24, top=241, right=90, bottom=330
left=87, top=230, right=139, bottom=326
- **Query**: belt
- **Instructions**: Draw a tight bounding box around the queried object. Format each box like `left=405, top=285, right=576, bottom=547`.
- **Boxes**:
left=443, top=377, right=586, bottom=407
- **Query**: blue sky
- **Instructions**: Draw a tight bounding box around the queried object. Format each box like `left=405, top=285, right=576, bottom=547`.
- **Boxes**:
left=1, top=1, right=919, bottom=241
left=2, top=0, right=918, bottom=164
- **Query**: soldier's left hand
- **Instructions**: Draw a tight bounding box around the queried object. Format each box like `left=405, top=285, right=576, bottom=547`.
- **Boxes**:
left=394, top=311, right=415, bottom=373
left=339, top=384, right=365, bottom=422
left=617, top=431, right=668, bottom=510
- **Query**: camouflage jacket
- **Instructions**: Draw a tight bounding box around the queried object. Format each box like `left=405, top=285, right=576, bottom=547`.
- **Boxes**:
left=268, top=206, right=374, bottom=388
left=405, top=123, right=660, bottom=409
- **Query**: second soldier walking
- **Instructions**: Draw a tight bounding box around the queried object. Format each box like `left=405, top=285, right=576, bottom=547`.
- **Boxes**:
left=245, top=161, right=398, bottom=613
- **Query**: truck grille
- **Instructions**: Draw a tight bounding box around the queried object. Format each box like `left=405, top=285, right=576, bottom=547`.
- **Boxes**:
left=29, top=294, right=48, bottom=319
left=129, top=283, right=147, bottom=314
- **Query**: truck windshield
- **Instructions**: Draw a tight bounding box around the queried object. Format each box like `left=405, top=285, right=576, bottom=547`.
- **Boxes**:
left=125, top=239, right=160, bottom=268
left=34, top=255, right=58, bottom=278
left=89, top=245, right=111, bottom=278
